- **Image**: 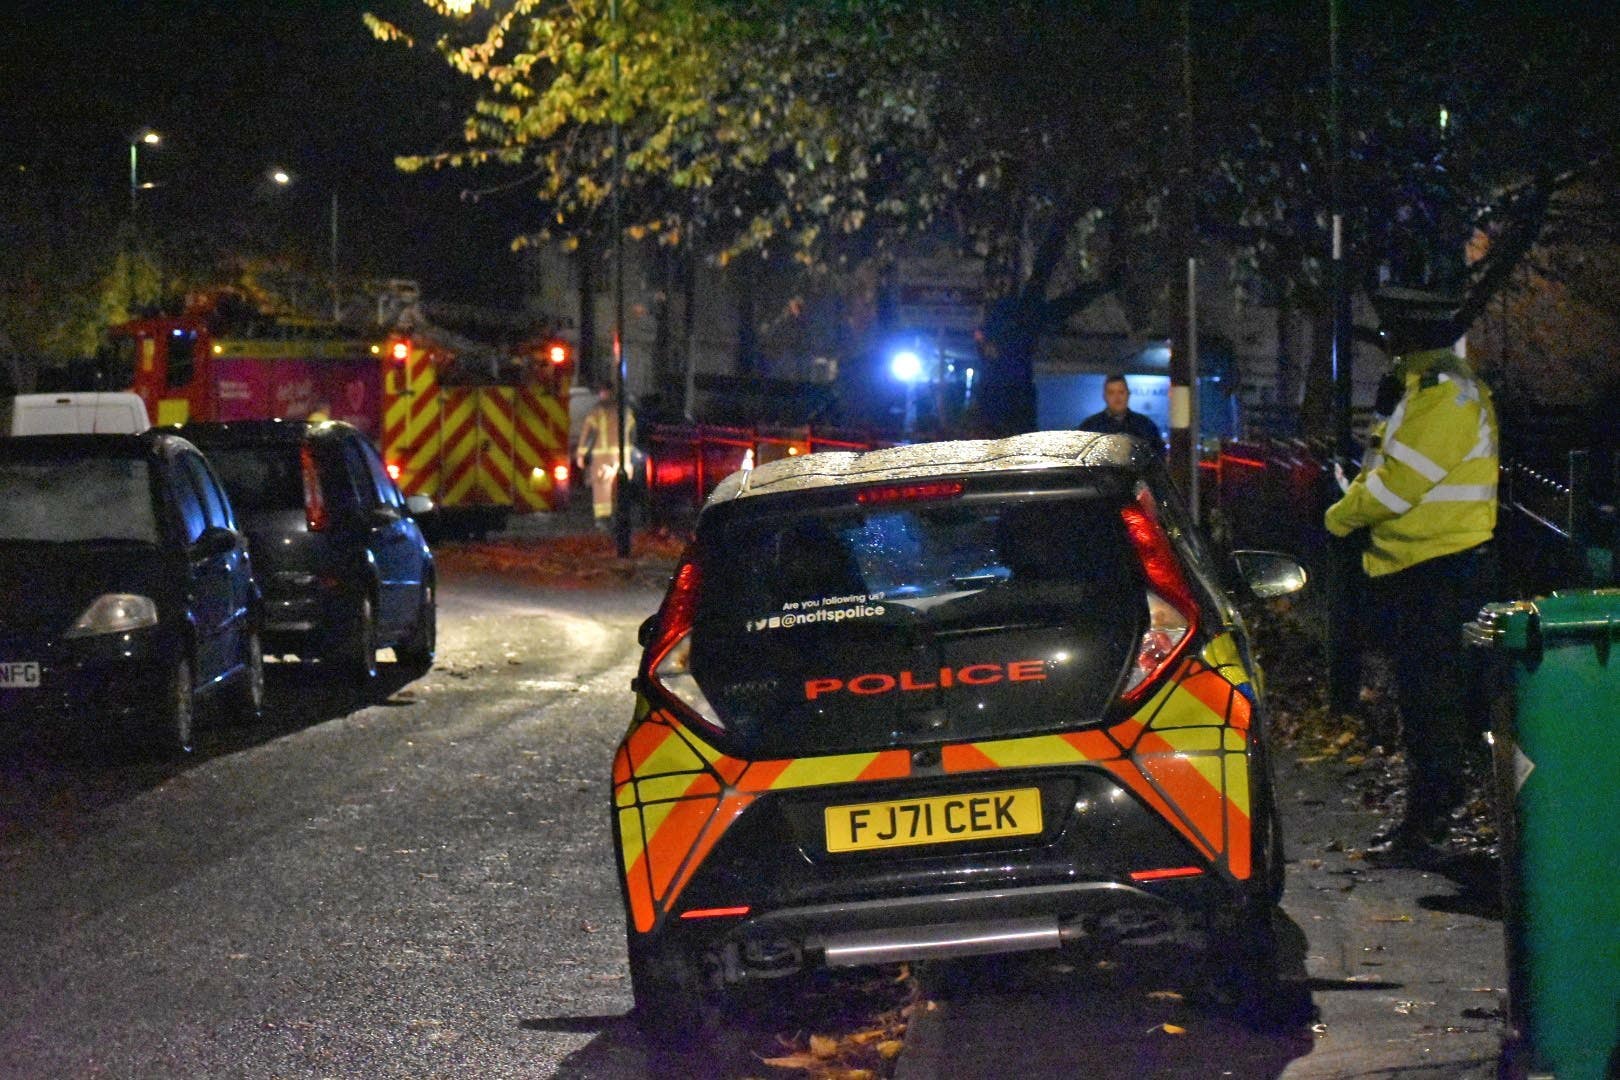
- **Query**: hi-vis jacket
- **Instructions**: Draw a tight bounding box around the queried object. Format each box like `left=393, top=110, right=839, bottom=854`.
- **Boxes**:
left=1325, top=347, right=1498, bottom=577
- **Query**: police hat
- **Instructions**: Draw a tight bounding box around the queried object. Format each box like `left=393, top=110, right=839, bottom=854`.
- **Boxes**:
left=1371, top=286, right=1462, bottom=325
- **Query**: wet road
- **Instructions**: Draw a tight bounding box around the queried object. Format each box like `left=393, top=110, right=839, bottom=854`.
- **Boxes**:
left=0, top=564, right=1510, bottom=1078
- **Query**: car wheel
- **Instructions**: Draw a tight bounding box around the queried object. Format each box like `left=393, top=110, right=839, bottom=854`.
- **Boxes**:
left=228, top=626, right=265, bottom=722
left=627, top=937, right=723, bottom=1048
left=396, top=579, right=436, bottom=676
left=332, top=592, right=378, bottom=686
left=1204, top=902, right=1311, bottom=1031
left=150, top=653, right=196, bottom=757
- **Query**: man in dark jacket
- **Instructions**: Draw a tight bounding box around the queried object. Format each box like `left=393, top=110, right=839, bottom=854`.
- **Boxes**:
left=1078, top=373, right=1164, bottom=455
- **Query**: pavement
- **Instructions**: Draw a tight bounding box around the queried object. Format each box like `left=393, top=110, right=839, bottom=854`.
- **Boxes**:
left=893, top=749, right=1507, bottom=1079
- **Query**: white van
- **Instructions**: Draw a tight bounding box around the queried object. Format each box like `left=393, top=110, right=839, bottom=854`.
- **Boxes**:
left=1, top=392, right=152, bottom=436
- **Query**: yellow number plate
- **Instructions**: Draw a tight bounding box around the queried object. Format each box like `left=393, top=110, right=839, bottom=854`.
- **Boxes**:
left=824, top=787, right=1043, bottom=853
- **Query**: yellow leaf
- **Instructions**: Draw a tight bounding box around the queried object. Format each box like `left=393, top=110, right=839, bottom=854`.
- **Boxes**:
left=809, top=1034, right=839, bottom=1058
left=1372, top=914, right=1413, bottom=923
left=1146, top=990, right=1184, bottom=1002
left=1161, top=1022, right=1187, bottom=1035
left=877, top=1040, right=904, bottom=1060
left=759, top=1052, right=821, bottom=1069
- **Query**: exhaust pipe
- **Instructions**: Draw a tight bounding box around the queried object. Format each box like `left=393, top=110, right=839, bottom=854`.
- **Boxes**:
left=818, top=917, right=1063, bottom=968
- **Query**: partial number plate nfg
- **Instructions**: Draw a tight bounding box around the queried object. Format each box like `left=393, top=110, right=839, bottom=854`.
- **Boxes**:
left=824, top=787, right=1042, bottom=853
left=0, top=661, right=40, bottom=688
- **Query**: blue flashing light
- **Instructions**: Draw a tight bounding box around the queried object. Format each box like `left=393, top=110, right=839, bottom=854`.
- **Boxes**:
left=890, top=349, right=924, bottom=383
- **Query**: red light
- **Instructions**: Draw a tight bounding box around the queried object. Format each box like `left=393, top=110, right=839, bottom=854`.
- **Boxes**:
left=548, top=343, right=568, bottom=365
left=391, top=341, right=409, bottom=362
left=1118, top=486, right=1199, bottom=704
left=386, top=462, right=402, bottom=481
left=679, top=905, right=751, bottom=920
left=643, top=557, right=726, bottom=739
left=1129, top=866, right=1205, bottom=882
left=300, top=444, right=328, bottom=532
left=552, top=463, right=569, bottom=484
left=855, top=481, right=964, bottom=506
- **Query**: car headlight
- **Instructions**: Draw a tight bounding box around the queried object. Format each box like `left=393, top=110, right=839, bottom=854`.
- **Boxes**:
left=64, top=594, right=159, bottom=638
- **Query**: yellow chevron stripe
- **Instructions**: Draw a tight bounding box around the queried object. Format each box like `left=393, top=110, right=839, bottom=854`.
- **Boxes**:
left=1142, top=682, right=1225, bottom=730
left=972, top=734, right=1095, bottom=769
left=767, top=751, right=883, bottom=789
left=1224, top=753, right=1251, bottom=815
left=1201, top=633, right=1253, bottom=688
left=618, top=806, right=647, bottom=873
left=636, top=773, right=710, bottom=804
left=1142, top=727, right=1224, bottom=754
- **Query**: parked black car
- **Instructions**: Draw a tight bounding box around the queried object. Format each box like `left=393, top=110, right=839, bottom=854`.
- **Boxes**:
left=613, top=431, right=1310, bottom=1039
left=177, top=420, right=436, bottom=686
left=0, top=431, right=263, bottom=755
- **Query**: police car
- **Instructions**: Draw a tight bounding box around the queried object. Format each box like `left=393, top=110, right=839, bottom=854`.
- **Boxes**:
left=611, top=431, right=1308, bottom=1039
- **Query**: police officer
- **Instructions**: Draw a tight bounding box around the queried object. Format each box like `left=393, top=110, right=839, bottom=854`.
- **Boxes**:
left=1324, top=287, right=1499, bottom=860
left=1078, top=373, right=1164, bottom=455
left=575, top=383, right=637, bottom=530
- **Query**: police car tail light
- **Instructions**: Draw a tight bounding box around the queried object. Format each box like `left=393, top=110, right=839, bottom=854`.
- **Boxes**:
left=645, top=559, right=725, bottom=737
left=64, top=593, right=158, bottom=638
left=301, top=444, right=328, bottom=532
left=1119, top=488, right=1199, bottom=703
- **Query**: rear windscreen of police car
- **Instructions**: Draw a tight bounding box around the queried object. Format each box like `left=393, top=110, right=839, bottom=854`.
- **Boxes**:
left=690, top=489, right=1145, bottom=758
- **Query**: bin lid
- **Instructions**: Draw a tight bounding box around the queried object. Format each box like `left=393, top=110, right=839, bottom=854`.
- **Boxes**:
left=1465, top=589, right=1620, bottom=652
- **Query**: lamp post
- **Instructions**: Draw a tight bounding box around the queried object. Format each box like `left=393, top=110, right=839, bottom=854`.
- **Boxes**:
left=128, top=128, right=161, bottom=216
left=270, top=168, right=342, bottom=321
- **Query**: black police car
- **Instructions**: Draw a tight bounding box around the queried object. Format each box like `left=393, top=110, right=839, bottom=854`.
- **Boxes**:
left=0, top=431, right=263, bottom=754
left=178, top=421, right=436, bottom=685
left=612, top=431, right=1308, bottom=1038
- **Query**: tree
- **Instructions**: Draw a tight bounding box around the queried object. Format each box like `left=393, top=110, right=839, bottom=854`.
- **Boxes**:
left=374, top=1, right=1620, bottom=436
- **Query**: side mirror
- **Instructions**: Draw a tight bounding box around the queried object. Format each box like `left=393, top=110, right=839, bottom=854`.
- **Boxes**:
left=405, top=494, right=435, bottom=517
left=638, top=613, right=660, bottom=648
left=1232, top=550, right=1308, bottom=599
left=192, top=525, right=238, bottom=560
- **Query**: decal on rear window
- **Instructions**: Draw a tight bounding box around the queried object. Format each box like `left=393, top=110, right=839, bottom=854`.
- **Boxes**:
left=747, top=591, right=888, bottom=632
left=805, top=659, right=1049, bottom=700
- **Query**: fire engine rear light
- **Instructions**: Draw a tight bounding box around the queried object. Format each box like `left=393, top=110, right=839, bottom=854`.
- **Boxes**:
left=1129, top=866, right=1205, bottom=882
left=391, top=341, right=409, bottom=362
left=679, top=905, right=751, bottom=920
left=855, top=480, right=964, bottom=506
left=548, top=344, right=567, bottom=365
left=645, top=560, right=725, bottom=738
left=300, top=444, right=328, bottom=532
left=1119, top=487, right=1199, bottom=704
left=552, top=463, right=569, bottom=484
left=386, top=462, right=402, bottom=481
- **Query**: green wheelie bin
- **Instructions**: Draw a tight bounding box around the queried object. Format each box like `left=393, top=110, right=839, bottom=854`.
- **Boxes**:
left=1467, top=591, right=1620, bottom=1079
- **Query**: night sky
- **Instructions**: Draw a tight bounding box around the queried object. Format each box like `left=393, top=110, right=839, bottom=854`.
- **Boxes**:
left=1, top=1, right=534, bottom=305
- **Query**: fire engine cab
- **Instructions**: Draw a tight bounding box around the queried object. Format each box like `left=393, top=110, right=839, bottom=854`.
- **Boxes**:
left=105, top=300, right=574, bottom=529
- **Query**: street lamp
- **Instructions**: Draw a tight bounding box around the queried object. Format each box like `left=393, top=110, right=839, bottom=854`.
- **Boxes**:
left=269, top=167, right=342, bottom=321
left=128, top=128, right=161, bottom=215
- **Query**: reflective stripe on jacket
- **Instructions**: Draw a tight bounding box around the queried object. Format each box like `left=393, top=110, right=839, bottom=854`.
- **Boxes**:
left=1324, top=348, right=1498, bottom=577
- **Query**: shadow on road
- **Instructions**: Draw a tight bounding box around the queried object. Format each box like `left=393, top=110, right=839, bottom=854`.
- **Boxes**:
left=0, top=658, right=420, bottom=849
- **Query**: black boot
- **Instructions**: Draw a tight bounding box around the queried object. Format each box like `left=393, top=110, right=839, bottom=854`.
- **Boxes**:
left=1365, top=814, right=1448, bottom=866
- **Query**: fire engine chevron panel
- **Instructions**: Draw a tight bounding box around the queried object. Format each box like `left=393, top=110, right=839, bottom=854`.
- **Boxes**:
left=609, top=431, right=1305, bottom=1039
left=109, top=311, right=573, bottom=521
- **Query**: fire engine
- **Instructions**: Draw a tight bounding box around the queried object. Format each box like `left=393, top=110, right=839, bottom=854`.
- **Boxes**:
left=104, top=300, right=575, bottom=529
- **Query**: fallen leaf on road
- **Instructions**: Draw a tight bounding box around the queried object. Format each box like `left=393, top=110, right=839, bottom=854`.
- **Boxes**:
left=1152, top=1023, right=1187, bottom=1035
left=760, top=1052, right=822, bottom=1070
left=809, top=1034, right=839, bottom=1058
left=1372, top=914, right=1413, bottom=923
left=1146, top=990, right=1184, bottom=1003
left=877, top=1040, right=904, bottom=1060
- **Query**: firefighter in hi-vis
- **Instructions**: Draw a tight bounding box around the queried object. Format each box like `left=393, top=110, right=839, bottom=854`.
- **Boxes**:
left=1323, top=286, right=1499, bottom=863
left=575, top=383, right=637, bottom=529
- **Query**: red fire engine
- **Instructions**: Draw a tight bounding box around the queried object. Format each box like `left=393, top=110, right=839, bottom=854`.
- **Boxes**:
left=105, top=308, right=574, bottom=524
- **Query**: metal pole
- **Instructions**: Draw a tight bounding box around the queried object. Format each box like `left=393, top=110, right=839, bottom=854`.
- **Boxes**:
left=1168, top=0, right=1198, bottom=502
left=1325, top=0, right=1361, bottom=716
left=610, top=0, right=632, bottom=558
left=129, top=142, right=139, bottom=217
left=1187, top=255, right=1200, bottom=522
left=330, top=191, right=340, bottom=322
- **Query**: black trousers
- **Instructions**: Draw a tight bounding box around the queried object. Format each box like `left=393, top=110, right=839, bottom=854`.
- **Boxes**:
left=1368, top=543, right=1497, bottom=825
